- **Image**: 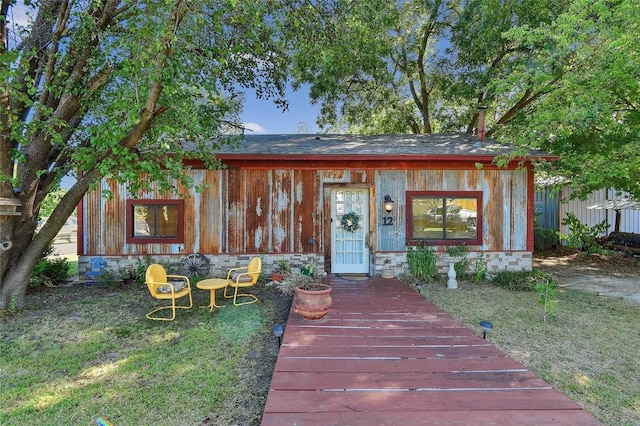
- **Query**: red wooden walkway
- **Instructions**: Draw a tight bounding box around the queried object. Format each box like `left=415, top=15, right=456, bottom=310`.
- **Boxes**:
left=262, top=275, right=601, bottom=425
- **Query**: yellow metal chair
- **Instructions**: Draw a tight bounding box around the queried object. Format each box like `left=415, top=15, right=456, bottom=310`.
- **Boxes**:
left=145, top=264, right=193, bottom=321
left=224, top=257, right=261, bottom=306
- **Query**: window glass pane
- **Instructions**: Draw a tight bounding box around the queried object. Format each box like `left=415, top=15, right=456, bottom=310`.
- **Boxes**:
left=412, top=198, right=444, bottom=240
left=134, top=206, right=151, bottom=236
left=157, top=205, right=179, bottom=237
left=410, top=194, right=479, bottom=242
left=445, top=198, right=477, bottom=240
left=132, top=204, right=179, bottom=238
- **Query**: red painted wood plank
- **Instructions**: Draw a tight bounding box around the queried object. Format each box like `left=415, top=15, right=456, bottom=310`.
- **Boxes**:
left=274, top=356, right=525, bottom=374
left=269, top=370, right=550, bottom=391
left=285, top=319, right=471, bottom=330
left=277, top=343, right=504, bottom=359
left=320, top=310, right=452, bottom=320
left=282, top=335, right=486, bottom=347
left=263, top=389, right=586, bottom=413
left=262, top=410, right=602, bottom=426
left=282, top=326, right=477, bottom=339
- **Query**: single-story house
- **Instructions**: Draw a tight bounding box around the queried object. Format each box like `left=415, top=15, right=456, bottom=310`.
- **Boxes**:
left=77, top=133, right=556, bottom=278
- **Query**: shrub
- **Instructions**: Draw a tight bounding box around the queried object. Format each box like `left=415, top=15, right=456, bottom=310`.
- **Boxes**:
left=490, top=270, right=556, bottom=292
left=559, top=213, right=608, bottom=254
left=30, top=248, right=70, bottom=287
left=406, top=242, right=437, bottom=282
left=534, top=227, right=559, bottom=251
left=471, top=253, right=488, bottom=282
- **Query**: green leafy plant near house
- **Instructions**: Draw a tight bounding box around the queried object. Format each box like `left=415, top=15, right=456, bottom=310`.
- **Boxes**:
left=445, top=243, right=469, bottom=258
left=301, top=263, right=316, bottom=278
left=30, top=246, right=70, bottom=288
left=471, top=253, right=488, bottom=282
left=534, top=277, right=558, bottom=322
left=406, top=242, right=437, bottom=283
left=534, top=227, right=559, bottom=251
left=491, top=270, right=555, bottom=292
left=132, top=255, right=155, bottom=284
left=276, top=259, right=290, bottom=273
left=560, top=213, right=609, bottom=254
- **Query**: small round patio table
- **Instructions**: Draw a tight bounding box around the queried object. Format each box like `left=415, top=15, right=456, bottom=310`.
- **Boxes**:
left=196, top=278, right=228, bottom=311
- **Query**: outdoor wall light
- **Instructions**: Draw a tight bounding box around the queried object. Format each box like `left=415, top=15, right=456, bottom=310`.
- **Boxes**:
left=479, top=320, right=494, bottom=339
left=383, top=195, right=394, bottom=213
left=272, top=324, right=284, bottom=347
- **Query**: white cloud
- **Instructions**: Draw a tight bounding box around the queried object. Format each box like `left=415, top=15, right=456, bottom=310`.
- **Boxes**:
left=243, top=122, right=268, bottom=134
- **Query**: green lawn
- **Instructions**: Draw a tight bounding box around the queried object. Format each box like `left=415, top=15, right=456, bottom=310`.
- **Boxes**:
left=1, top=281, right=287, bottom=426
left=419, top=281, right=640, bottom=426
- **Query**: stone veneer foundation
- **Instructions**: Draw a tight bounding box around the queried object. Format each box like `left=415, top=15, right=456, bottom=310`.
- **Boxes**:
left=374, top=251, right=533, bottom=278
left=79, top=251, right=530, bottom=281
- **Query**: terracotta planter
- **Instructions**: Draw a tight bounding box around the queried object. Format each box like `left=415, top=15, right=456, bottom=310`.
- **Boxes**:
left=293, top=283, right=332, bottom=321
left=271, top=271, right=284, bottom=282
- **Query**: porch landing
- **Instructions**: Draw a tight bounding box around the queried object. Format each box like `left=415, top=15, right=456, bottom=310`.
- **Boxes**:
left=261, top=275, right=601, bottom=425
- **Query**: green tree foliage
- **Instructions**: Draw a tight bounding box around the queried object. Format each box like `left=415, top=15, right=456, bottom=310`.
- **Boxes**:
left=0, top=1, right=289, bottom=308
left=39, top=187, right=67, bottom=219
left=283, top=0, right=639, bottom=198
left=283, top=0, right=571, bottom=135
left=500, top=0, right=640, bottom=199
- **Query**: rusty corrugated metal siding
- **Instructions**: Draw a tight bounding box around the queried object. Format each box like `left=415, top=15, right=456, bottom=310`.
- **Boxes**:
left=199, top=170, right=222, bottom=254
left=294, top=170, right=322, bottom=252
left=82, top=166, right=531, bottom=257
left=272, top=170, right=293, bottom=252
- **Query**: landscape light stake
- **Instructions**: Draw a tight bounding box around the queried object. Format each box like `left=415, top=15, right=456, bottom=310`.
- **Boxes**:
left=272, top=324, right=284, bottom=347
left=479, top=320, right=493, bottom=339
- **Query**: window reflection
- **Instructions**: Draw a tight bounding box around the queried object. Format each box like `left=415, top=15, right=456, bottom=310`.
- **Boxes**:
left=133, top=204, right=179, bottom=238
left=411, top=196, right=478, bottom=241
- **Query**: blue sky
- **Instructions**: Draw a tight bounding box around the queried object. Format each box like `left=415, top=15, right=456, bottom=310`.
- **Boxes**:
left=10, top=3, right=320, bottom=135
left=240, top=86, right=321, bottom=134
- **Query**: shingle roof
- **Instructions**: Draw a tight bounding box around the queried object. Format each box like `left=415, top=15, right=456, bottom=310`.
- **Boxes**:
left=215, top=133, right=554, bottom=159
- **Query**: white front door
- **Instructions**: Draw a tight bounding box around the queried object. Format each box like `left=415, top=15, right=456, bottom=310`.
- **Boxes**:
left=331, top=189, right=370, bottom=274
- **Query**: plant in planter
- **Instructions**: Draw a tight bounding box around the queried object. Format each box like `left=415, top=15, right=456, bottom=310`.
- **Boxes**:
left=445, top=243, right=469, bottom=259
left=301, top=263, right=315, bottom=277
left=271, top=269, right=332, bottom=321
left=271, top=259, right=290, bottom=282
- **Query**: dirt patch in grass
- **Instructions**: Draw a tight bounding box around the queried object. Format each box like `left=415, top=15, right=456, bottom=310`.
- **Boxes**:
left=533, top=246, right=640, bottom=303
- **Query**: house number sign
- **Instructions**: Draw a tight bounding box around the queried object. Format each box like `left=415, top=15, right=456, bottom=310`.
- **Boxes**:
left=382, top=217, right=394, bottom=226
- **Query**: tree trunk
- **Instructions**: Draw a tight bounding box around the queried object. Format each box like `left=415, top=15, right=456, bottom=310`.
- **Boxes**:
left=0, top=254, right=41, bottom=309
left=0, top=213, right=60, bottom=308
left=0, top=170, right=99, bottom=308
